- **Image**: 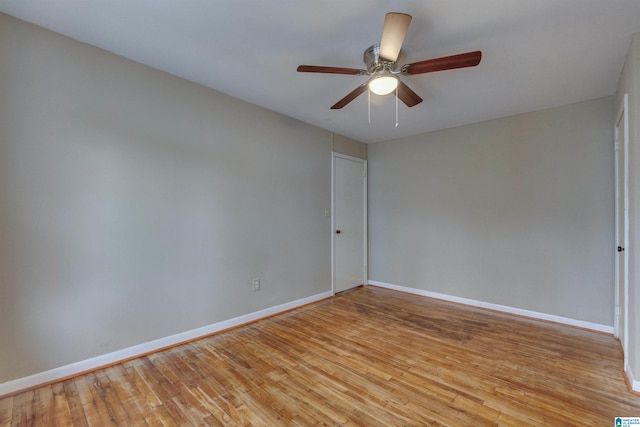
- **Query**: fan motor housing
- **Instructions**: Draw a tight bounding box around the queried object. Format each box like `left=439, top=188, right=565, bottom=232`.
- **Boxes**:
left=364, top=44, right=403, bottom=74
left=364, top=44, right=384, bottom=73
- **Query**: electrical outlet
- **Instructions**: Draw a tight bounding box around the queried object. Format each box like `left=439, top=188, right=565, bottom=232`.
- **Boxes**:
left=252, top=277, right=260, bottom=291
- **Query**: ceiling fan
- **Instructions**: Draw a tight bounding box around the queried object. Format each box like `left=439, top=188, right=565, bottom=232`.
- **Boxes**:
left=297, top=12, right=482, bottom=110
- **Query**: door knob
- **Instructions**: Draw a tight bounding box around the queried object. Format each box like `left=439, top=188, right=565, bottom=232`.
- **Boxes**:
left=336, top=230, right=341, bottom=234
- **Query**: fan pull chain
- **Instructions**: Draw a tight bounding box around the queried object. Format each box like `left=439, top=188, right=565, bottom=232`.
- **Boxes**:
left=395, top=86, right=399, bottom=127
left=368, top=88, right=371, bottom=124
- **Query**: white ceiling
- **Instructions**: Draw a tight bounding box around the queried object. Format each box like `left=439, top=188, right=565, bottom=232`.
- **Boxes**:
left=1, top=1, right=640, bottom=143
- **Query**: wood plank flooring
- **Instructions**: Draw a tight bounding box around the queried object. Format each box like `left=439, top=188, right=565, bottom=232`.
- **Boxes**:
left=1, top=285, right=639, bottom=426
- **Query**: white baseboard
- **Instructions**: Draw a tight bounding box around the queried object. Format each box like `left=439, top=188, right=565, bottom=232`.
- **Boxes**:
left=626, top=363, right=640, bottom=393
left=368, top=280, right=614, bottom=334
left=0, top=290, right=332, bottom=398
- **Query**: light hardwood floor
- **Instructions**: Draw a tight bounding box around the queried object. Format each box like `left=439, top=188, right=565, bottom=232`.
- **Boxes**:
left=1, top=285, right=639, bottom=426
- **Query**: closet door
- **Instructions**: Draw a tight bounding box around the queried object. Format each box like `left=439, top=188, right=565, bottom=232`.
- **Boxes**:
left=333, top=153, right=367, bottom=293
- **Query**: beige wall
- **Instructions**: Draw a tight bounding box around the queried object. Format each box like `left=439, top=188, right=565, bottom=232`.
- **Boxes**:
left=368, top=97, right=615, bottom=326
left=0, top=13, right=332, bottom=383
left=332, top=133, right=367, bottom=160
left=616, top=32, right=640, bottom=390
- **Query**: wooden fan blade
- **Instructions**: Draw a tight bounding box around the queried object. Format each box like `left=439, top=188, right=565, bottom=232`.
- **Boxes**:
left=331, top=84, right=368, bottom=109
left=402, top=51, right=482, bottom=75
left=297, top=65, right=366, bottom=75
left=379, top=12, right=412, bottom=62
left=396, top=80, right=423, bottom=107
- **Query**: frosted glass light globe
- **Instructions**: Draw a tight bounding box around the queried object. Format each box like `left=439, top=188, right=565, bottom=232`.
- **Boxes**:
left=369, top=75, right=398, bottom=95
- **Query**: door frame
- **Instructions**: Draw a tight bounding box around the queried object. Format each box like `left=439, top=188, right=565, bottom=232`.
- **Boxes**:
left=614, top=93, right=629, bottom=364
left=331, top=152, right=368, bottom=294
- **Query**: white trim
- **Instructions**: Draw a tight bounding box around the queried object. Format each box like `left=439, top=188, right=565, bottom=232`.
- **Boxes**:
left=331, top=152, right=368, bottom=294
left=0, top=290, right=332, bottom=398
left=369, top=280, right=614, bottom=334
left=614, top=93, right=630, bottom=365
left=363, top=161, right=368, bottom=285
left=331, top=151, right=335, bottom=293
left=626, top=364, right=640, bottom=393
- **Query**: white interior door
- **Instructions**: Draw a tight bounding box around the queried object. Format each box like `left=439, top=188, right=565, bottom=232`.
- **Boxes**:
left=333, top=153, right=367, bottom=293
left=614, top=93, right=629, bottom=362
